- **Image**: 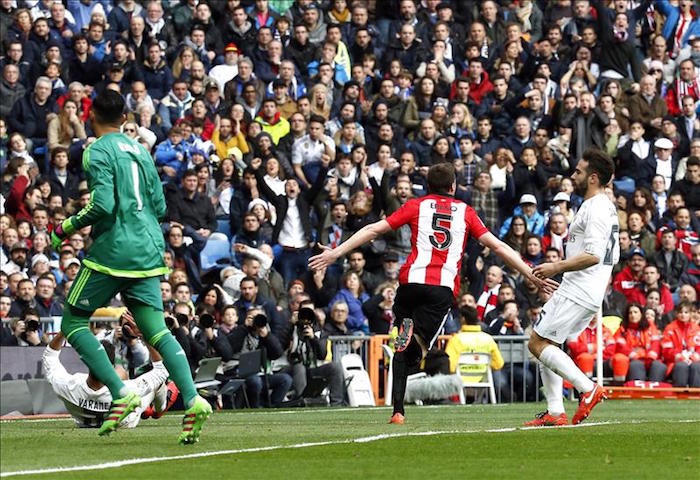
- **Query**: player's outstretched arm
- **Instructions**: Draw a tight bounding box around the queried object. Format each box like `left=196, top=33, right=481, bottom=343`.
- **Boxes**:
left=478, top=231, right=559, bottom=294
left=533, top=253, right=599, bottom=279
left=309, top=220, right=393, bottom=270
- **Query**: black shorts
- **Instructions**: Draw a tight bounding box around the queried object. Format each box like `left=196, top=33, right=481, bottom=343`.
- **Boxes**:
left=393, top=283, right=454, bottom=349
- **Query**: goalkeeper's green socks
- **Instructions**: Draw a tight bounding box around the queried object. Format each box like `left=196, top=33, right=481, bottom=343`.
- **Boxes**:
left=130, top=304, right=198, bottom=407
left=62, top=307, right=129, bottom=398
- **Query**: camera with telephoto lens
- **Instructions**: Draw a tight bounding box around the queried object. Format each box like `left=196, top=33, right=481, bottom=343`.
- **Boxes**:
left=298, top=307, right=315, bottom=328
left=165, top=315, right=175, bottom=330
left=26, top=319, right=39, bottom=332
left=199, top=313, right=215, bottom=329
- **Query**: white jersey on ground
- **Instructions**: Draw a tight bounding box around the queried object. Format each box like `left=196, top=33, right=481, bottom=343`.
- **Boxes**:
left=42, top=347, right=168, bottom=428
left=555, top=192, right=619, bottom=311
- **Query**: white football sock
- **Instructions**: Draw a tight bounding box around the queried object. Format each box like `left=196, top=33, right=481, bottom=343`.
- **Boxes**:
left=539, top=362, right=564, bottom=415
left=539, top=345, right=594, bottom=394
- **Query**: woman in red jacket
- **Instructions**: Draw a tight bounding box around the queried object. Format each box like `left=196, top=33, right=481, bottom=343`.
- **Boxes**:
left=661, top=301, right=700, bottom=387
left=611, top=303, right=666, bottom=383
left=567, top=315, right=615, bottom=379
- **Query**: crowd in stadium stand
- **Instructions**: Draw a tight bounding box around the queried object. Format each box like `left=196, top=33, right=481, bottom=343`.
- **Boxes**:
left=1, top=0, right=699, bottom=407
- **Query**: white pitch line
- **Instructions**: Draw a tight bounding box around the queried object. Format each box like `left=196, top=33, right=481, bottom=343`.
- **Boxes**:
left=0, top=421, right=626, bottom=477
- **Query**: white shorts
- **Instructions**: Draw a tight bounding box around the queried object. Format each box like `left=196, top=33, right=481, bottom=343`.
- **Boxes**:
left=534, top=293, right=597, bottom=345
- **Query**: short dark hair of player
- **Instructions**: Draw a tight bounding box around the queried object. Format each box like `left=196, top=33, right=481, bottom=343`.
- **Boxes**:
left=687, top=156, right=699, bottom=168
left=427, top=162, right=456, bottom=195
left=182, top=169, right=197, bottom=180
left=581, top=148, right=614, bottom=186
left=91, top=90, right=125, bottom=125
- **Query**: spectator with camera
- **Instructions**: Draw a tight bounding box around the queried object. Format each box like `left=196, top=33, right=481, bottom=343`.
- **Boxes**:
left=282, top=301, right=344, bottom=406
left=234, top=276, right=284, bottom=337
left=215, top=307, right=292, bottom=408
left=4, top=307, right=46, bottom=346
left=164, top=302, right=201, bottom=373
left=97, top=310, right=150, bottom=377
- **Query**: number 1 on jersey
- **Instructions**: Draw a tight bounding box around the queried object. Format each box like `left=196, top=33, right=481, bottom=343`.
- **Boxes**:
left=131, top=160, right=143, bottom=211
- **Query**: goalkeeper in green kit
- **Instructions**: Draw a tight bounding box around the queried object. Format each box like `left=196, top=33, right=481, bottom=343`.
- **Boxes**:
left=51, top=90, right=211, bottom=444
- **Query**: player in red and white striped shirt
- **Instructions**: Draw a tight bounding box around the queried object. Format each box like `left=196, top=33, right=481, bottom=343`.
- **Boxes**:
left=309, top=163, right=556, bottom=424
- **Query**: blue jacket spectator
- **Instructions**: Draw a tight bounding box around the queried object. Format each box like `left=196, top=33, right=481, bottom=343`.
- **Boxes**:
left=154, top=126, right=189, bottom=184
left=307, top=60, right=349, bottom=86
left=499, top=198, right=546, bottom=239
left=657, top=0, right=700, bottom=53
left=330, top=277, right=370, bottom=334
left=67, top=0, right=111, bottom=32
left=107, top=1, right=143, bottom=36
left=158, top=81, right=194, bottom=131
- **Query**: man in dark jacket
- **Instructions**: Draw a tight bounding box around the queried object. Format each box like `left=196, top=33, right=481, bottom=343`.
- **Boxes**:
left=0, top=63, right=26, bottom=118
left=223, top=5, right=257, bottom=57
left=251, top=157, right=329, bottom=286
left=279, top=299, right=345, bottom=406
left=284, top=23, right=316, bottom=81
left=140, top=42, right=174, bottom=102
left=67, top=34, right=102, bottom=86
left=34, top=274, right=63, bottom=318
left=382, top=23, right=423, bottom=71
left=165, top=170, right=217, bottom=238
left=560, top=92, right=609, bottom=169
left=7, top=77, right=58, bottom=151
left=233, top=277, right=284, bottom=337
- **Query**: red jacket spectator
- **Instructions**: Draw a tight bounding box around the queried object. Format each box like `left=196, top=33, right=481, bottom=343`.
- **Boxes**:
left=661, top=317, right=700, bottom=367
left=657, top=225, right=699, bottom=261
left=6, top=175, right=32, bottom=222
left=467, top=69, right=493, bottom=106
left=614, top=322, right=662, bottom=368
left=627, top=284, right=674, bottom=315
left=568, top=321, right=616, bottom=361
left=613, top=265, right=644, bottom=303
left=56, top=93, right=92, bottom=122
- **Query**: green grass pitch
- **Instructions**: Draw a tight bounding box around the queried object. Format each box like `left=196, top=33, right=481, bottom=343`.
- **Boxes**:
left=1, top=401, right=698, bottom=479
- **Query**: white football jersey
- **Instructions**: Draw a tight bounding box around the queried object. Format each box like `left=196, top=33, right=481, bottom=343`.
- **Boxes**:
left=42, top=347, right=168, bottom=428
left=556, top=193, right=619, bottom=310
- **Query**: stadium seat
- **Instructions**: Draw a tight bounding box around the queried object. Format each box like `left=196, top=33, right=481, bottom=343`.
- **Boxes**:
left=216, top=219, right=231, bottom=240
left=199, top=235, right=231, bottom=271
left=340, top=354, right=375, bottom=407
left=457, top=353, right=497, bottom=404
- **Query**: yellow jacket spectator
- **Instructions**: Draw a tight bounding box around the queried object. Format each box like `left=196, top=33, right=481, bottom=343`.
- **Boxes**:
left=445, top=306, right=504, bottom=374
left=211, top=117, right=249, bottom=161
left=254, top=99, right=290, bottom=145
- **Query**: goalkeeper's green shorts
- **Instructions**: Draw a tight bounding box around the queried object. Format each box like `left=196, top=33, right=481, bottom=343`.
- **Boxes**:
left=65, top=265, right=163, bottom=313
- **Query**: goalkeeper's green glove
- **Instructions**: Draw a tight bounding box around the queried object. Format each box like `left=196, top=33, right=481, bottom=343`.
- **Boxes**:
left=51, top=218, right=76, bottom=250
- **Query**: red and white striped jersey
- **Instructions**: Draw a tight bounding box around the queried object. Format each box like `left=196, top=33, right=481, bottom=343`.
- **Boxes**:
left=386, top=194, right=488, bottom=296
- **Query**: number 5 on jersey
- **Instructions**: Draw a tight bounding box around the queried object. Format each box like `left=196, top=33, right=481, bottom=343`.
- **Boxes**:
left=430, top=213, right=452, bottom=250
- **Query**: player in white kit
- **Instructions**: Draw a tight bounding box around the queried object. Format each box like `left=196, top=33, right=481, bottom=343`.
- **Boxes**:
left=42, top=331, right=177, bottom=428
left=527, top=149, right=619, bottom=426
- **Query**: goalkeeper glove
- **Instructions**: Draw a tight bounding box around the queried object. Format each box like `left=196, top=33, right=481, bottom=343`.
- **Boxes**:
left=51, top=218, right=76, bottom=250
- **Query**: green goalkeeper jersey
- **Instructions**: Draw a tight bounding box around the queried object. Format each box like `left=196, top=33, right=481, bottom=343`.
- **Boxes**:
left=67, top=132, right=168, bottom=278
